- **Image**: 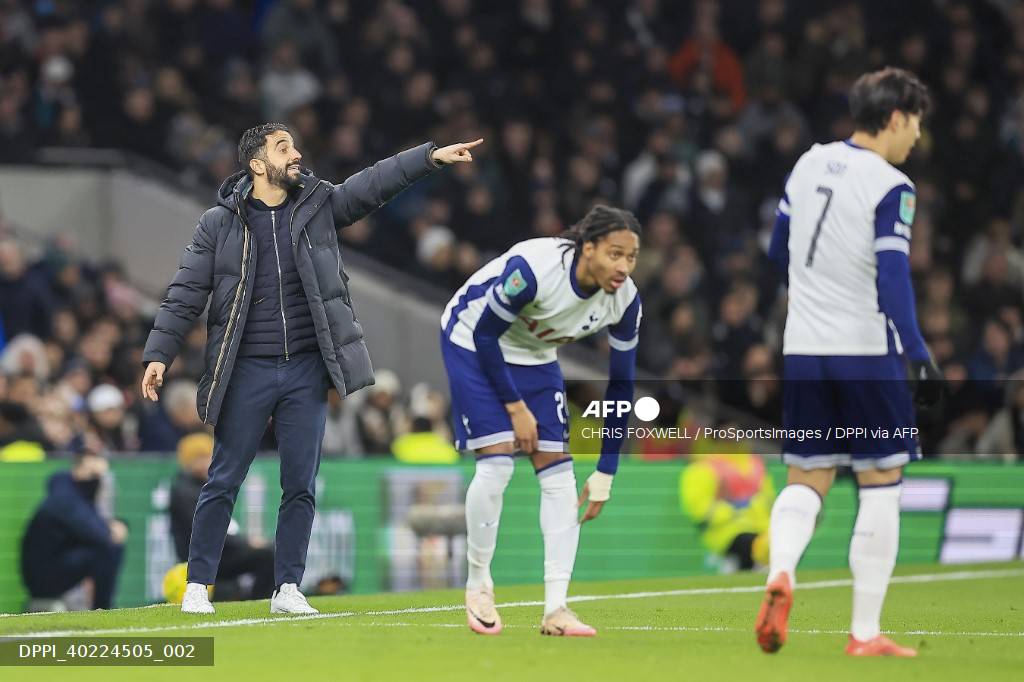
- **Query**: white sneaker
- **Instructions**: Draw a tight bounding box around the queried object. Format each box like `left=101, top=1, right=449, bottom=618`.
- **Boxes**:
left=540, top=606, right=596, bottom=637
left=270, top=583, right=318, bottom=614
left=465, top=586, right=502, bottom=635
left=181, top=582, right=215, bottom=614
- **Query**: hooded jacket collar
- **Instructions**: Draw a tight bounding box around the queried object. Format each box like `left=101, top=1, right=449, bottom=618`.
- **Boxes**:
left=216, top=167, right=319, bottom=212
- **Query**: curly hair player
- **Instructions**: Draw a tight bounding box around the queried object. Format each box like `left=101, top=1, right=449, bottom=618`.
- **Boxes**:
left=440, top=205, right=643, bottom=637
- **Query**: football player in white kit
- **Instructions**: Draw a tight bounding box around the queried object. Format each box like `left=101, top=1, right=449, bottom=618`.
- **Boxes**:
left=755, top=68, right=945, bottom=657
left=440, top=205, right=642, bottom=636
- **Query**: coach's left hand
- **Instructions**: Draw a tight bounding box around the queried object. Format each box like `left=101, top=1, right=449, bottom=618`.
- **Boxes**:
left=431, top=139, right=484, bottom=164
left=578, top=471, right=613, bottom=524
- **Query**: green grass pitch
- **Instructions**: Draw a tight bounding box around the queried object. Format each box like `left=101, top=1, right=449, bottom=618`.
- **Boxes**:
left=1, top=562, right=1021, bottom=682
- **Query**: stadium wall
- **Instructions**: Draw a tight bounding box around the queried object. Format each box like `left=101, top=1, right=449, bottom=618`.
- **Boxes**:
left=1, top=459, right=1023, bottom=613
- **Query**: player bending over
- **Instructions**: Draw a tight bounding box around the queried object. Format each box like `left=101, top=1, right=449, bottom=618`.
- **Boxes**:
left=755, top=67, right=944, bottom=657
left=440, top=205, right=642, bottom=636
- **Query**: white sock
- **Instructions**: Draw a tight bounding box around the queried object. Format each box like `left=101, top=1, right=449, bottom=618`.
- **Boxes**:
left=465, top=456, right=514, bottom=590
left=849, top=483, right=902, bottom=641
left=768, top=484, right=822, bottom=585
left=538, top=461, right=579, bottom=616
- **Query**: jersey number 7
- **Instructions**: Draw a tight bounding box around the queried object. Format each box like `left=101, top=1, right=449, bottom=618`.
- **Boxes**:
left=805, top=185, right=834, bottom=267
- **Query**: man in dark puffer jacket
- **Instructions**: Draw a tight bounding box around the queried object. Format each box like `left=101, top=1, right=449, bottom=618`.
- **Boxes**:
left=141, top=123, right=481, bottom=614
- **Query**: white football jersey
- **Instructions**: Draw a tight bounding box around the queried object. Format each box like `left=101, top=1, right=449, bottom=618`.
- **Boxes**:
left=781, top=141, right=915, bottom=356
left=441, top=238, right=640, bottom=365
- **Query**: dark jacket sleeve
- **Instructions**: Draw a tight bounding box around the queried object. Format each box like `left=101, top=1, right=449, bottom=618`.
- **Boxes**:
left=39, top=473, right=113, bottom=547
left=142, top=210, right=219, bottom=367
left=328, top=141, right=440, bottom=229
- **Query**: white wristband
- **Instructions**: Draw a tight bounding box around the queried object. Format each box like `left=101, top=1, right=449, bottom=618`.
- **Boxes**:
left=586, top=471, right=614, bottom=502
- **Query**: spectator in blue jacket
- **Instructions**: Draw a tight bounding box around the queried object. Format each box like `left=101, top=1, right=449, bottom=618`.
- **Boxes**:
left=20, top=452, right=127, bottom=610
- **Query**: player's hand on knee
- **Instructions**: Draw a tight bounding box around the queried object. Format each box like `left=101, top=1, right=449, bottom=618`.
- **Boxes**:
left=507, top=401, right=538, bottom=454
left=578, top=471, right=613, bottom=524
left=141, top=361, right=166, bottom=402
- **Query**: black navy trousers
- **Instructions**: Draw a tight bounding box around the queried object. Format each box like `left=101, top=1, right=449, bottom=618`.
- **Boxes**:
left=24, top=543, right=124, bottom=609
left=187, top=352, right=329, bottom=587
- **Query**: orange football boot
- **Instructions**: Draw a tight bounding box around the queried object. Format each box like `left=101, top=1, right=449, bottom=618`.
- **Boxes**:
left=755, top=572, right=793, bottom=653
left=845, top=634, right=918, bottom=657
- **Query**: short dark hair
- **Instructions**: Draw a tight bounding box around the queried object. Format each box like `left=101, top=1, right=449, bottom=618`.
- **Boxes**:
left=237, top=123, right=291, bottom=174
left=560, top=205, right=642, bottom=256
left=849, top=67, right=932, bottom=135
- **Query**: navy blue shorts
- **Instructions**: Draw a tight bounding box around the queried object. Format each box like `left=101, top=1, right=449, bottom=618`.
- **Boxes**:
left=782, top=354, right=921, bottom=472
left=440, top=334, right=568, bottom=452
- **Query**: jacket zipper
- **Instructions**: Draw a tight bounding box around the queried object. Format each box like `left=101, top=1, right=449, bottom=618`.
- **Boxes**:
left=271, top=210, right=290, bottom=361
left=205, top=206, right=251, bottom=423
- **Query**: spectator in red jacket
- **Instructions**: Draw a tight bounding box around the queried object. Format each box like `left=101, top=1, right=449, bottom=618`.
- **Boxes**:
left=668, top=3, right=746, bottom=117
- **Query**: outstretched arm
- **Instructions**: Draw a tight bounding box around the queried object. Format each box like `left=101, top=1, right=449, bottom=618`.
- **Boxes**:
left=330, top=139, right=483, bottom=228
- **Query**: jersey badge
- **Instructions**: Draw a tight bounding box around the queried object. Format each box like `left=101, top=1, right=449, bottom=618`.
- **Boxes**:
left=899, top=191, right=916, bottom=224
left=503, top=269, right=527, bottom=298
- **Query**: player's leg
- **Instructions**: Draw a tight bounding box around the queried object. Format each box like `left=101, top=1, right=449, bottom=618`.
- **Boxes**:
left=530, top=450, right=594, bottom=637
left=186, top=358, right=276, bottom=612
left=518, top=363, right=594, bottom=636
left=769, top=466, right=834, bottom=584
left=845, top=467, right=915, bottom=656
left=466, top=448, right=516, bottom=588
left=758, top=355, right=844, bottom=653
left=756, top=465, right=834, bottom=653
left=532, top=450, right=578, bottom=616
left=841, top=355, right=919, bottom=656
left=464, top=444, right=515, bottom=634
left=441, top=334, right=514, bottom=634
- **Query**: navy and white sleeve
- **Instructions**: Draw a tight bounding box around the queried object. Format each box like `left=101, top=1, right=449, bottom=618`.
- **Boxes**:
left=767, top=192, right=791, bottom=284
left=874, top=183, right=928, bottom=361
left=599, top=293, right=641, bottom=475
left=472, top=256, right=538, bottom=404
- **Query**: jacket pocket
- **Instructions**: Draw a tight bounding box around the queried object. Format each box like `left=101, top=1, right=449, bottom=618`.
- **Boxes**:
left=339, top=269, right=358, bottom=321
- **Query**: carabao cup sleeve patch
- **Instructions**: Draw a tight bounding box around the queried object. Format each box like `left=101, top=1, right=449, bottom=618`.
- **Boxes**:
left=899, top=191, right=916, bottom=224
left=503, top=269, right=527, bottom=297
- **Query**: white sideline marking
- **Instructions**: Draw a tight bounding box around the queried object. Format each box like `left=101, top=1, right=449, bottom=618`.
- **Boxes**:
left=4, top=568, right=1022, bottom=638
left=605, top=625, right=1024, bottom=638
left=0, top=603, right=176, bottom=618
left=328, top=622, right=1024, bottom=638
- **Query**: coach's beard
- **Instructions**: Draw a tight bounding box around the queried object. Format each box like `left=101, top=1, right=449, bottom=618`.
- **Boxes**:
left=267, top=161, right=302, bottom=191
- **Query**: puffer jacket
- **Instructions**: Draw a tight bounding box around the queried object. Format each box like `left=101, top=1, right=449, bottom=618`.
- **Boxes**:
left=143, top=142, right=440, bottom=425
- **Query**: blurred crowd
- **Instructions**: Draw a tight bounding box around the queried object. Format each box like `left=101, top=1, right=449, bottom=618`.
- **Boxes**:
left=2, top=0, right=1024, bottom=460
left=0, top=217, right=455, bottom=459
